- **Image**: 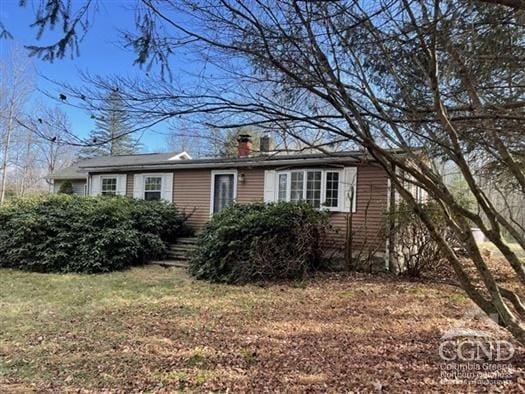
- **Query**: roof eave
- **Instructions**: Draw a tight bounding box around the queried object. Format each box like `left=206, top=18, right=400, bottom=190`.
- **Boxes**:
left=80, top=155, right=372, bottom=172
left=48, top=175, right=88, bottom=181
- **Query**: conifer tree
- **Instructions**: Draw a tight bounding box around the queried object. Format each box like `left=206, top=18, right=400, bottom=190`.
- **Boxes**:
left=79, top=90, right=140, bottom=158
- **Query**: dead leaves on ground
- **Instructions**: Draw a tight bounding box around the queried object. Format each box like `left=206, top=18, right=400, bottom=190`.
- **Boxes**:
left=0, top=268, right=524, bottom=392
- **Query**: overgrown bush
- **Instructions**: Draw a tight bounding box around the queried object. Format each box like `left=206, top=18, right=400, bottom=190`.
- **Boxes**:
left=0, top=195, right=191, bottom=273
left=389, top=201, right=459, bottom=277
left=189, top=202, right=329, bottom=283
left=57, top=180, right=74, bottom=194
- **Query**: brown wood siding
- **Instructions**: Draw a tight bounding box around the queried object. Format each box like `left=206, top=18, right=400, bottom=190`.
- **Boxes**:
left=237, top=168, right=265, bottom=203
left=95, top=169, right=208, bottom=231
left=90, top=164, right=388, bottom=254
left=325, top=164, right=388, bottom=253
left=205, top=165, right=387, bottom=253
left=173, top=169, right=212, bottom=231
left=172, top=168, right=264, bottom=232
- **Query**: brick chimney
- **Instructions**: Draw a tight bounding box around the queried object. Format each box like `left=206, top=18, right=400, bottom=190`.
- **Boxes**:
left=237, top=134, right=253, bottom=158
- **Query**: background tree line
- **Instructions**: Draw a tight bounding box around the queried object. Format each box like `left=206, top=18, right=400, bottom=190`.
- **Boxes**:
left=0, top=47, right=75, bottom=202
left=0, top=47, right=145, bottom=203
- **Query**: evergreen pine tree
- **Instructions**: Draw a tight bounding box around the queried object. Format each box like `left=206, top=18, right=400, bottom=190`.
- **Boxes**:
left=79, top=90, right=140, bottom=159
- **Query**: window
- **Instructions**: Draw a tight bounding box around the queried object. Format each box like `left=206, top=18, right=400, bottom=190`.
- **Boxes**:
left=101, top=177, right=117, bottom=196
left=278, top=173, right=288, bottom=201
left=290, top=171, right=304, bottom=201
left=275, top=169, right=347, bottom=211
left=133, top=173, right=173, bottom=202
left=325, top=171, right=339, bottom=208
left=144, top=176, right=162, bottom=201
left=306, top=170, right=322, bottom=208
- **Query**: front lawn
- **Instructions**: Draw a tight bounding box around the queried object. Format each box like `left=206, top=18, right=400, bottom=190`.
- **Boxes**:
left=0, top=266, right=523, bottom=391
left=479, top=242, right=525, bottom=263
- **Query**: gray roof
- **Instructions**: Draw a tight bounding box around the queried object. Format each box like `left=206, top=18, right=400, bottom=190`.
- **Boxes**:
left=51, top=149, right=408, bottom=177
left=78, top=151, right=186, bottom=168
left=49, top=151, right=184, bottom=179
left=79, top=150, right=385, bottom=172
left=49, top=163, right=87, bottom=180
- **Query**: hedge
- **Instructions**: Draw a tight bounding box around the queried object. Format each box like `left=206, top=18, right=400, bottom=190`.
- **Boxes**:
left=0, top=195, right=191, bottom=273
left=57, top=180, right=74, bottom=194
left=189, top=202, right=329, bottom=283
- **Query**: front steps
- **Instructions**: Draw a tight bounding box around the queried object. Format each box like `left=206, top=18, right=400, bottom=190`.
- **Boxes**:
left=150, top=237, right=197, bottom=268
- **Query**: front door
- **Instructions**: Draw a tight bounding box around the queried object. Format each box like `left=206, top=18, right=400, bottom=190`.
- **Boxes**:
left=213, top=173, right=235, bottom=213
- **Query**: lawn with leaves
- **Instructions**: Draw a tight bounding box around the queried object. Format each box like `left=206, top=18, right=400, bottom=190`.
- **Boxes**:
left=0, top=266, right=523, bottom=392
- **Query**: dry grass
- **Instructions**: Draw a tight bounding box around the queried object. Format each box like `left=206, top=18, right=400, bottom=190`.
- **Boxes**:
left=0, top=266, right=523, bottom=392
left=479, top=242, right=525, bottom=260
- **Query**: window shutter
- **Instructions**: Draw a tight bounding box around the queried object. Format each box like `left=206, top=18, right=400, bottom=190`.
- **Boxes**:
left=90, top=175, right=101, bottom=196
left=116, top=175, right=127, bottom=196
left=162, top=173, right=174, bottom=203
left=133, top=175, right=144, bottom=199
left=420, top=187, right=428, bottom=203
left=342, top=167, right=358, bottom=212
left=263, top=170, right=276, bottom=202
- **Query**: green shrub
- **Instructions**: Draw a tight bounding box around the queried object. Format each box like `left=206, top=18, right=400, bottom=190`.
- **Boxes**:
left=0, top=195, right=192, bottom=273
left=57, top=180, right=74, bottom=194
left=189, top=202, right=328, bottom=283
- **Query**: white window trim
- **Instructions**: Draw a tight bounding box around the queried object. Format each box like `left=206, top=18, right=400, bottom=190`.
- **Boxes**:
left=90, top=174, right=126, bottom=196
left=277, top=172, right=291, bottom=202
left=143, top=174, right=163, bottom=200
left=133, top=173, right=173, bottom=202
left=324, top=170, right=344, bottom=211
left=210, top=170, right=238, bottom=214
left=275, top=168, right=351, bottom=212
left=100, top=175, right=119, bottom=195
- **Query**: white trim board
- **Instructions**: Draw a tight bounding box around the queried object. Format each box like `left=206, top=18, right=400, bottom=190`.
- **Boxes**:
left=133, top=172, right=174, bottom=203
left=210, top=170, right=238, bottom=215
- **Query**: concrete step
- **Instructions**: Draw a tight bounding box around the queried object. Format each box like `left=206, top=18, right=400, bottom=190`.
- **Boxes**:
left=169, top=244, right=196, bottom=251
left=168, top=251, right=194, bottom=258
left=150, top=260, right=189, bottom=268
left=177, top=237, right=198, bottom=244
left=168, top=247, right=194, bottom=254
left=168, top=254, right=193, bottom=260
left=167, top=252, right=190, bottom=260
left=165, top=238, right=197, bottom=261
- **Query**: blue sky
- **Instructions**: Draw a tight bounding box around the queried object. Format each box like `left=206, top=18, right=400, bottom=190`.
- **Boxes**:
left=0, top=0, right=177, bottom=152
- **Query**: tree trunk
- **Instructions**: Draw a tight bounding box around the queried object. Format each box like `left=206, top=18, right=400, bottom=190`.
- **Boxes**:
left=0, top=106, right=14, bottom=205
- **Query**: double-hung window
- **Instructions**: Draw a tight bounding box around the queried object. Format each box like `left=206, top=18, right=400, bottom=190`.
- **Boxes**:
left=278, top=173, right=288, bottom=201
left=101, top=177, right=117, bottom=196
left=276, top=169, right=345, bottom=211
left=144, top=176, right=162, bottom=201
left=324, top=171, right=340, bottom=208
left=133, top=173, right=173, bottom=202
left=306, top=170, right=322, bottom=208
left=290, top=171, right=304, bottom=202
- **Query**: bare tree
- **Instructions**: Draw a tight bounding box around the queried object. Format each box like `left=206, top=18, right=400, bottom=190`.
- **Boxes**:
left=10, top=118, right=41, bottom=196
left=9, top=0, right=525, bottom=342
left=32, top=106, right=78, bottom=191
left=0, top=46, right=35, bottom=204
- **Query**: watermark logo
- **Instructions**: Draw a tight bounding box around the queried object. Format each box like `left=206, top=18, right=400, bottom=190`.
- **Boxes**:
left=438, top=310, right=516, bottom=385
